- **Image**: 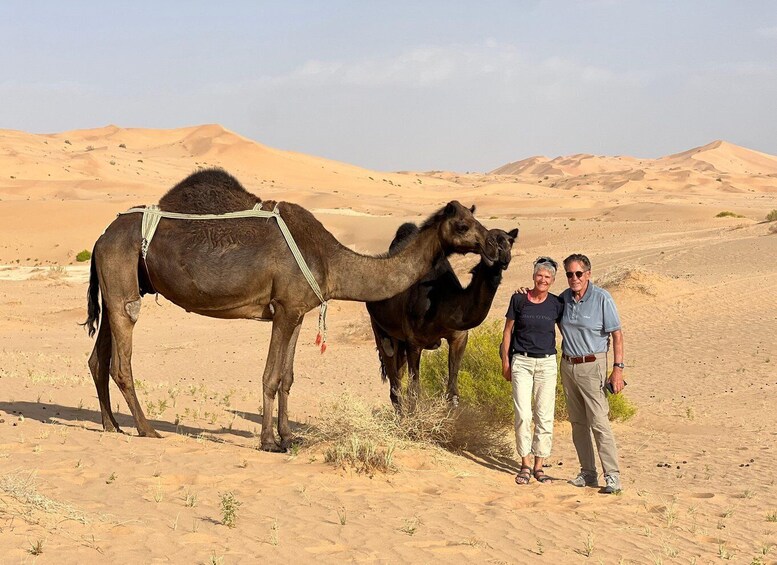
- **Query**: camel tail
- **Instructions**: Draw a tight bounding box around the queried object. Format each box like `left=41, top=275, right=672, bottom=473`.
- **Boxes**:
left=82, top=245, right=100, bottom=338
left=377, top=348, right=388, bottom=383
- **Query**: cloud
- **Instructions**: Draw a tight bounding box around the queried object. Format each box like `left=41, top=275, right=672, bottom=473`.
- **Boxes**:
left=757, top=25, right=777, bottom=38
left=237, top=40, right=650, bottom=93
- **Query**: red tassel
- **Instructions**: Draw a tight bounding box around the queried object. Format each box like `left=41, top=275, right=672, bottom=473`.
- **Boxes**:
left=315, top=333, right=321, bottom=345
left=320, top=342, right=327, bottom=354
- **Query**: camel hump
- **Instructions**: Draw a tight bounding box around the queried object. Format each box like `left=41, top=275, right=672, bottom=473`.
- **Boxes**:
left=158, top=168, right=261, bottom=214
left=388, top=222, right=419, bottom=253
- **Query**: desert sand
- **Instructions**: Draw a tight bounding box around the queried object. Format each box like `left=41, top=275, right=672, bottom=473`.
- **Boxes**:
left=1, top=125, right=776, bottom=563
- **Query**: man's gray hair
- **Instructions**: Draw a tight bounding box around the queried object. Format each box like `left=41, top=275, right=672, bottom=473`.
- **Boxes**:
left=563, top=253, right=591, bottom=271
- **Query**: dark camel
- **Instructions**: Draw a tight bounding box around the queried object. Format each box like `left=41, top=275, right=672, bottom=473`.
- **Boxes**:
left=83, top=168, right=495, bottom=451
left=367, top=225, right=518, bottom=409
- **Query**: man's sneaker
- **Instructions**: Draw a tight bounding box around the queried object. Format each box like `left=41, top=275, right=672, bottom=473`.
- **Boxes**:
left=568, top=471, right=598, bottom=487
left=603, top=473, right=622, bottom=494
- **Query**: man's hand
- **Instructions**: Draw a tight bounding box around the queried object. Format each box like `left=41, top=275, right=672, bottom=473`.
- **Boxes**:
left=607, top=367, right=625, bottom=394
left=514, top=287, right=530, bottom=295
left=502, top=364, right=512, bottom=382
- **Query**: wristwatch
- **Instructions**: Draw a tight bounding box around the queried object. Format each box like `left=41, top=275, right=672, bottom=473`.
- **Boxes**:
left=612, top=362, right=625, bottom=369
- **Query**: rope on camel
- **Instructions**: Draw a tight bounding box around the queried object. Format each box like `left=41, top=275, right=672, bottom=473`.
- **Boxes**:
left=119, top=203, right=329, bottom=352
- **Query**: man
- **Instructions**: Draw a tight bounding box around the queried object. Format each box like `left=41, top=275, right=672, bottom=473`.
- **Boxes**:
left=558, top=253, right=624, bottom=494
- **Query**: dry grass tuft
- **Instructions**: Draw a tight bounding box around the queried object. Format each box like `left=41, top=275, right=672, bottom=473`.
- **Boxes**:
left=445, top=404, right=513, bottom=456
left=305, top=389, right=513, bottom=474
left=305, top=392, right=455, bottom=472
left=0, top=471, right=88, bottom=525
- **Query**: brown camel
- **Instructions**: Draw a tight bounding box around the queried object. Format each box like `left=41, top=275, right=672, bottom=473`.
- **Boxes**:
left=83, top=168, right=495, bottom=451
left=366, top=225, right=518, bottom=409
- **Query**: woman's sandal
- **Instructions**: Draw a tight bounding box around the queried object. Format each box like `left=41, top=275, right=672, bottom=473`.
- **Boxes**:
left=533, top=469, right=552, bottom=484
left=515, top=466, right=532, bottom=485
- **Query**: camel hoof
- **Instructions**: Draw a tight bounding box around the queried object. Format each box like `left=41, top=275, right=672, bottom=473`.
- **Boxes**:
left=139, top=429, right=162, bottom=438
left=260, top=441, right=286, bottom=453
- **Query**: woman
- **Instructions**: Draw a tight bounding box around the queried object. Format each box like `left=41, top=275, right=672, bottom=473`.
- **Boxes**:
left=501, top=257, right=563, bottom=485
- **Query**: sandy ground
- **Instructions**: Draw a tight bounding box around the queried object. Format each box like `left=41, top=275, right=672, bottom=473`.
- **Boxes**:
left=1, top=125, right=776, bottom=563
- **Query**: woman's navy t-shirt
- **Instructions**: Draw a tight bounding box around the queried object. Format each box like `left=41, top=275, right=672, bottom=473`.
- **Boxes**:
left=505, top=293, right=564, bottom=356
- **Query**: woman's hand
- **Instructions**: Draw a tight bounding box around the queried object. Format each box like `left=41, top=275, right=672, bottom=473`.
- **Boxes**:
left=514, top=286, right=530, bottom=295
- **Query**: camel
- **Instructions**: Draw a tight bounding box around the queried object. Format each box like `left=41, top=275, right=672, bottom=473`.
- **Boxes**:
left=366, top=225, right=518, bottom=409
left=83, top=168, right=496, bottom=451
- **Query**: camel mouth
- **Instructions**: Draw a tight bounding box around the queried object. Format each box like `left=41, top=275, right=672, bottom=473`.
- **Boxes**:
left=480, top=248, right=497, bottom=267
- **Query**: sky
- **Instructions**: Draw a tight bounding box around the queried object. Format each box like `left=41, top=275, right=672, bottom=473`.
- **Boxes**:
left=2, top=1, right=777, bottom=172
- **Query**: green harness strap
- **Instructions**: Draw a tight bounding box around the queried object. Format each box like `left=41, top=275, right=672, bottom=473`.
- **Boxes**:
left=118, top=203, right=329, bottom=351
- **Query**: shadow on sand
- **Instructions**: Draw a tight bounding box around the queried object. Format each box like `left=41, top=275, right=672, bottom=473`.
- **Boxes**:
left=0, top=401, right=307, bottom=449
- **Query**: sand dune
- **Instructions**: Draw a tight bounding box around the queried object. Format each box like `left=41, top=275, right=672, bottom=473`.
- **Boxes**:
left=1, top=125, right=776, bottom=562
left=488, top=140, right=777, bottom=196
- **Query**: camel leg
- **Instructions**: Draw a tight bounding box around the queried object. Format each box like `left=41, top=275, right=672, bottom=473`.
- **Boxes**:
left=277, top=321, right=302, bottom=451
left=392, top=341, right=408, bottom=410
left=384, top=338, right=406, bottom=411
left=107, top=301, right=161, bottom=438
left=406, top=345, right=423, bottom=411
left=88, top=311, right=121, bottom=432
left=260, top=307, right=300, bottom=452
left=446, top=331, right=469, bottom=407
left=385, top=339, right=405, bottom=410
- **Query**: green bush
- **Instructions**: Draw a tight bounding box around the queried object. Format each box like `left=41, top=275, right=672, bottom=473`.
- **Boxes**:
left=766, top=209, right=777, bottom=222
left=420, top=321, right=636, bottom=425
left=420, top=321, right=514, bottom=426
left=75, top=249, right=91, bottom=262
left=715, top=211, right=744, bottom=218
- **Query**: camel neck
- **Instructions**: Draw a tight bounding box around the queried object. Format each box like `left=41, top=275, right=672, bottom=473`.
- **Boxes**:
left=327, top=226, right=444, bottom=302
left=442, top=260, right=503, bottom=330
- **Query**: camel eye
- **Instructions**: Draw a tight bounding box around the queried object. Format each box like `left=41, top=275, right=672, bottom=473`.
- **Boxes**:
left=455, top=222, right=470, bottom=234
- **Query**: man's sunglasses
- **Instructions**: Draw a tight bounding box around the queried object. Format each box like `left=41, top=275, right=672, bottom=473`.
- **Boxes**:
left=566, top=270, right=589, bottom=279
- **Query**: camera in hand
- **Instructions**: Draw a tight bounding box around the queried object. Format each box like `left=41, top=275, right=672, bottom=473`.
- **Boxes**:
left=606, top=380, right=627, bottom=395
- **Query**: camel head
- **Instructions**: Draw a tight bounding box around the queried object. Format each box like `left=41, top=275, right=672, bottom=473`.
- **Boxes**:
left=483, top=228, right=519, bottom=270
left=433, top=201, right=496, bottom=262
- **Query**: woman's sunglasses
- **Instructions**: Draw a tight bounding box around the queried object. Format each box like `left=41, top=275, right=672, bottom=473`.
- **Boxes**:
left=566, top=270, right=588, bottom=279
left=534, top=256, right=558, bottom=270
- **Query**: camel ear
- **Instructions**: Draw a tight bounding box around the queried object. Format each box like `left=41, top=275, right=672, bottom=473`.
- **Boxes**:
left=444, top=202, right=458, bottom=217
left=508, top=228, right=519, bottom=240
left=469, top=205, right=476, bottom=214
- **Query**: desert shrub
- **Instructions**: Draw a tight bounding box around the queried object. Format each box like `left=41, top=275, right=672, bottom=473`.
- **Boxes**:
left=420, top=321, right=636, bottom=424
left=715, top=211, right=744, bottom=218
left=305, top=392, right=457, bottom=473
left=768, top=223, right=777, bottom=235
left=606, top=387, right=637, bottom=421
left=75, top=249, right=91, bottom=262
left=420, top=321, right=513, bottom=426
left=766, top=209, right=777, bottom=222
left=219, top=491, right=241, bottom=528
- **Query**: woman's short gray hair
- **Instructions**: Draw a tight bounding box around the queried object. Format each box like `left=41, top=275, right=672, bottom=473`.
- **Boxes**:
left=533, top=256, right=558, bottom=277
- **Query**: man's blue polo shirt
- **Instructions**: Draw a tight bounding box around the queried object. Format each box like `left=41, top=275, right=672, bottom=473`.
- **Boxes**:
left=559, top=283, right=621, bottom=357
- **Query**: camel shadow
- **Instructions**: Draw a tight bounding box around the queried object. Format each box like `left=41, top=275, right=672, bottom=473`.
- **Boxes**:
left=227, top=409, right=318, bottom=443
left=0, top=401, right=306, bottom=447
